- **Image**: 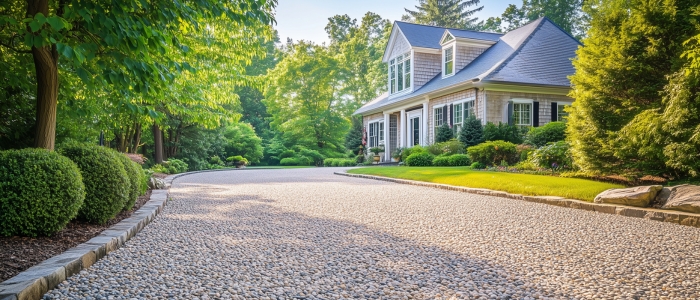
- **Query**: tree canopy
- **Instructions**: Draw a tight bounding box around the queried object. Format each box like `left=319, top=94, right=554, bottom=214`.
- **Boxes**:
left=402, top=0, right=484, bottom=30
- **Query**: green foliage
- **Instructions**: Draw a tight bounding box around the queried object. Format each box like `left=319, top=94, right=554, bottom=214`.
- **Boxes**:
left=280, top=157, right=312, bottom=166
left=59, top=143, right=129, bottom=224
left=223, top=122, right=264, bottom=164
left=525, top=122, right=566, bottom=147
left=116, top=154, right=144, bottom=211
left=568, top=0, right=698, bottom=175
left=530, top=141, right=573, bottom=170
left=209, top=156, right=225, bottom=166
left=0, top=149, right=85, bottom=237
left=403, top=0, right=485, bottom=29
left=471, top=162, right=485, bottom=169
left=401, top=145, right=426, bottom=162
left=458, top=116, right=484, bottom=147
left=298, top=148, right=325, bottom=166
left=448, top=154, right=471, bottom=166
left=497, top=0, right=586, bottom=38
left=517, top=144, right=535, bottom=162
left=483, top=122, right=523, bottom=144
left=323, top=158, right=357, bottom=167
left=432, top=155, right=452, bottom=166
left=345, top=116, right=365, bottom=155
left=405, top=152, right=435, bottom=167
left=426, top=139, right=465, bottom=156
left=467, top=140, right=519, bottom=166
left=435, top=124, right=454, bottom=143
left=226, top=156, right=249, bottom=166
left=280, top=150, right=296, bottom=159
left=166, top=159, right=189, bottom=174
left=369, top=146, right=384, bottom=156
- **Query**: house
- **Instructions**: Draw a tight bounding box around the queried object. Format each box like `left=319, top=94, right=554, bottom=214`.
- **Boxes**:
left=356, top=17, right=581, bottom=162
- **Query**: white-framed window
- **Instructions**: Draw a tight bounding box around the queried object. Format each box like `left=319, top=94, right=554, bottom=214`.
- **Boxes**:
left=434, top=106, right=444, bottom=137
left=389, top=52, right=411, bottom=94
left=557, top=103, right=570, bottom=122
left=452, top=99, right=475, bottom=132
left=368, top=121, right=384, bottom=148
left=443, top=46, right=454, bottom=76
left=513, top=102, right=532, bottom=128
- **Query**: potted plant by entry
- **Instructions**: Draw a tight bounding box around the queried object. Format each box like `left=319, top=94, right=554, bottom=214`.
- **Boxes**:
left=369, top=146, right=384, bottom=164
left=392, top=148, right=404, bottom=163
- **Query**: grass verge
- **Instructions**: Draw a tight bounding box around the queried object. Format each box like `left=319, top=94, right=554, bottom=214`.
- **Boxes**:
left=347, top=167, right=624, bottom=201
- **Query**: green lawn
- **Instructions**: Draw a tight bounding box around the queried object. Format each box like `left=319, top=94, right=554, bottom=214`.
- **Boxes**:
left=246, top=166, right=314, bottom=169
left=348, top=167, right=624, bottom=201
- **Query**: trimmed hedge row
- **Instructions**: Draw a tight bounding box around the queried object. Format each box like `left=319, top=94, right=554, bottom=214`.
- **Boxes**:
left=323, top=158, right=356, bottom=167
left=0, top=149, right=86, bottom=237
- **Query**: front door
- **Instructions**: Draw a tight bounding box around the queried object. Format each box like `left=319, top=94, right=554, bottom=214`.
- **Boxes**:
left=409, top=116, right=421, bottom=147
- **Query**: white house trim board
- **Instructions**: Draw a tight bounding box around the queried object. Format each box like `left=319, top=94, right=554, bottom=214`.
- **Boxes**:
left=382, top=25, right=411, bottom=63
left=440, top=31, right=455, bottom=45
left=383, top=113, right=390, bottom=161
left=412, top=47, right=441, bottom=55
left=441, top=42, right=456, bottom=78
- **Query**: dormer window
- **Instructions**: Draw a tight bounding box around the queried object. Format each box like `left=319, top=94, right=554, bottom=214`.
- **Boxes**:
left=443, top=46, right=454, bottom=77
left=389, top=52, right=411, bottom=94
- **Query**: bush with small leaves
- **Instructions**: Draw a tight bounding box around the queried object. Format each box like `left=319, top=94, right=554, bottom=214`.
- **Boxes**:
left=405, top=152, right=435, bottom=167
left=432, top=155, right=452, bottom=166
left=467, top=140, right=519, bottom=166
left=525, top=121, right=566, bottom=147
left=0, top=149, right=85, bottom=237
left=166, top=159, right=189, bottom=174
left=530, top=141, right=573, bottom=171
left=60, top=143, right=130, bottom=224
left=401, top=145, right=426, bottom=162
left=471, top=162, right=485, bottom=169
left=448, top=154, right=471, bottom=166
left=116, top=154, right=144, bottom=211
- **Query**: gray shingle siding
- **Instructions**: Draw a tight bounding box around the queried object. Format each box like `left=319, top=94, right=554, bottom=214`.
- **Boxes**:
left=414, top=52, right=441, bottom=89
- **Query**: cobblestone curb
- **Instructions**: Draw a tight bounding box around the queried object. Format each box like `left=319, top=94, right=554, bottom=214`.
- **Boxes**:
left=335, top=172, right=700, bottom=228
left=0, top=182, right=173, bottom=300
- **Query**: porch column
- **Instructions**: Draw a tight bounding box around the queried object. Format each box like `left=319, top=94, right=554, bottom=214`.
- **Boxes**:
left=383, top=113, right=390, bottom=162
left=422, top=102, right=429, bottom=146
left=400, top=109, right=406, bottom=148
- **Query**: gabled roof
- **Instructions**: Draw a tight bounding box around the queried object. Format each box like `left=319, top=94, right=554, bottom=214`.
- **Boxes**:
left=395, top=21, right=502, bottom=49
left=357, top=18, right=581, bottom=115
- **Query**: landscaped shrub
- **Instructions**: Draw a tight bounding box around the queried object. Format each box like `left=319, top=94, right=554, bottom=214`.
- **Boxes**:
left=279, top=150, right=296, bottom=159
left=435, top=124, right=454, bottom=143
left=116, top=154, right=143, bottom=211
left=448, top=154, right=471, bottom=166
left=516, top=144, right=535, bottom=162
left=458, top=116, right=484, bottom=147
left=166, top=159, right=189, bottom=174
left=299, top=148, right=325, bottom=166
left=0, top=149, right=85, bottom=237
left=60, top=143, right=130, bottom=224
left=427, top=139, right=465, bottom=156
left=432, top=155, right=452, bottom=166
left=401, top=145, right=426, bottom=162
left=467, top=140, right=519, bottom=166
left=525, top=121, right=566, bottom=147
left=483, top=122, right=523, bottom=144
left=530, top=141, right=573, bottom=171
left=405, top=152, right=435, bottom=166
left=209, top=155, right=225, bottom=166
left=280, top=156, right=312, bottom=166
left=471, top=162, right=485, bottom=169
left=227, top=155, right=249, bottom=166
left=323, top=158, right=335, bottom=167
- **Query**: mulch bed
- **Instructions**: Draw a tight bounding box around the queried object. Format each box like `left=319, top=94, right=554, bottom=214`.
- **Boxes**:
left=0, top=189, right=153, bottom=282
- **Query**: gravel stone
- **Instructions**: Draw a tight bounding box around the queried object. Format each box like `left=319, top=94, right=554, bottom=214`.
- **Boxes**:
left=45, top=168, right=700, bottom=299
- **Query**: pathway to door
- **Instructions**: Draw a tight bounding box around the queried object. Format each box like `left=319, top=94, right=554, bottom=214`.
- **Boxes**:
left=46, top=168, right=700, bottom=299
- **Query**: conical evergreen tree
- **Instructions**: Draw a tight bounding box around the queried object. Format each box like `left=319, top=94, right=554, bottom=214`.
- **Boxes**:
left=458, top=116, right=484, bottom=147
left=403, top=0, right=484, bottom=29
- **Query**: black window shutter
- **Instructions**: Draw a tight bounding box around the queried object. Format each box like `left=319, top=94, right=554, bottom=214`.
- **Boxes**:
left=449, top=104, right=454, bottom=127
left=442, top=106, right=448, bottom=125
left=551, top=102, right=558, bottom=122
left=533, top=101, right=540, bottom=127
left=507, top=101, right=514, bottom=125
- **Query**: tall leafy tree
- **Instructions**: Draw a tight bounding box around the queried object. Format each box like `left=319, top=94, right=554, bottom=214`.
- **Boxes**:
left=496, top=0, right=586, bottom=38
left=402, top=0, right=484, bottom=29
left=567, top=0, right=697, bottom=176
left=0, top=0, right=275, bottom=150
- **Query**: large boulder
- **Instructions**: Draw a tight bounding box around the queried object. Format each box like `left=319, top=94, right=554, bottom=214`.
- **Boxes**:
left=148, top=177, right=166, bottom=190
left=594, top=185, right=663, bottom=207
left=659, top=185, right=700, bottom=213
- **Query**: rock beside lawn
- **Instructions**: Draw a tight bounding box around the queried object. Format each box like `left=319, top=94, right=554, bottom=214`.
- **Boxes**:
left=148, top=177, right=166, bottom=189
left=659, top=184, right=700, bottom=213
left=594, top=185, right=663, bottom=207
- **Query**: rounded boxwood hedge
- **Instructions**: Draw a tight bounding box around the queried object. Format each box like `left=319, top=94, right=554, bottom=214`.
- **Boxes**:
left=0, top=149, right=85, bottom=237
left=59, top=143, right=130, bottom=224
left=116, top=154, right=143, bottom=211
left=405, top=152, right=435, bottom=167
left=448, top=154, right=471, bottom=166
left=432, top=155, right=452, bottom=166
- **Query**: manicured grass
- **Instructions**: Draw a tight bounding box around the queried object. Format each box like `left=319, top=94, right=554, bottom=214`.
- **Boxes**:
left=348, top=167, right=624, bottom=201
left=246, top=166, right=314, bottom=169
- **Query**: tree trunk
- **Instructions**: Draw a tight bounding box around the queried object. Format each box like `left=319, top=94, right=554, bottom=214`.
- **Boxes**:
left=131, top=122, right=142, bottom=153
left=153, top=123, right=164, bottom=164
left=29, top=0, right=58, bottom=150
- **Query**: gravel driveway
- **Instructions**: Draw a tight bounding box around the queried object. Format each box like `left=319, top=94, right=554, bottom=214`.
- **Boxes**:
left=46, top=168, right=700, bottom=299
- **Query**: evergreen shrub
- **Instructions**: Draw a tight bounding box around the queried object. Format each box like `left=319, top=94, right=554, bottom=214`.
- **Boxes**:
left=448, top=154, right=471, bottom=166
left=405, top=152, right=435, bottom=167
left=467, top=140, right=519, bottom=166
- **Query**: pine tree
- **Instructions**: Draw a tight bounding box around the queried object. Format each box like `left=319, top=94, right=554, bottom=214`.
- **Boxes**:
left=458, top=116, right=484, bottom=147
left=435, top=124, right=454, bottom=143
left=403, top=0, right=484, bottom=29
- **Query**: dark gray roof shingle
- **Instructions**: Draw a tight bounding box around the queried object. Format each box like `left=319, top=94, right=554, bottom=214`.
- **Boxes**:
left=356, top=18, right=580, bottom=115
left=395, top=22, right=503, bottom=49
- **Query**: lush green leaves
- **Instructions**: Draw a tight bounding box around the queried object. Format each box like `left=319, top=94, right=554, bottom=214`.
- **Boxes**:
left=403, top=0, right=484, bottom=29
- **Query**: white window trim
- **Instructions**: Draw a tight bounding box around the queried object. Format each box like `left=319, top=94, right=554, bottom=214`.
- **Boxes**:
left=388, top=51, right=413, bottom=95
left=442, top=42, right=456, bottom=78
left=368, top=120, right=385, bottom=148
left=406, top=110, right=422, bottom=147
left=557, top=101, right=573, bottom=122
left=451, top=97, right=476, bottom=127
left=512, top=99, right=533, bottom=127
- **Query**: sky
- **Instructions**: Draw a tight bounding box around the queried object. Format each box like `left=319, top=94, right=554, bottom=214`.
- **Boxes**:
left=274, top=0, right=514, bottom=45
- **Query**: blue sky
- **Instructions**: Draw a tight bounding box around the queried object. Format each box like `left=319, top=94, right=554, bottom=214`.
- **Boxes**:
left=274, top=0, right=514, bottom=45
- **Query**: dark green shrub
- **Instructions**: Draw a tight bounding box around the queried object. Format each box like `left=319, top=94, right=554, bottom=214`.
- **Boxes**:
left=471, top=162, right=485, bottom=169
left=60, top=143, right=130, bottom=224
left=448, top=154, right=471, bottom=166
left=209, top=155, right=225, bottom=166
left=467, top=140, right=519, bottom=166
left=166, top=159, right=188, bottom=174
left=0, top=149, right=85, bottom=237
left=280, top=156, right=312, bottom=166
left=405, top=152, right=435, bottom=166
left=116, top=154, right=142, bottom=211
left=323, top=158, right=336, bottom=167
left=279, top=150, right=296, bottom=159
left=427, top=139, right=465, bottom=156
left=435, top=124, right=454, bottom=143
left=432, top=155, right=452, bottom=166
left=299, top=148, right=325, bottom=166
left=458, top=116, right=484, bottom=147
left=530, top=141, right=573, bottom=170
left=401, top=145, right=425, bottom=162
left=339, top=159, right=356, bottom=167
left=483, top=122, right=523, bottom=144
left=517, top=144, right=535, bottom=162
left=525, top=122, right=566, bottom=147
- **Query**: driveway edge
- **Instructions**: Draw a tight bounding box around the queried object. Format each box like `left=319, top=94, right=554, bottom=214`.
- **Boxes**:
left=334, top=172, right=700, bottom=228
left=0, top=180, right=174, bottom=300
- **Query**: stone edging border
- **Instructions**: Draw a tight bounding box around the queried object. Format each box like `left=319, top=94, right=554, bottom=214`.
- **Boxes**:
left=0, top=175, right=177, bottom=300
left=335, top=172, right=700, bottom=228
